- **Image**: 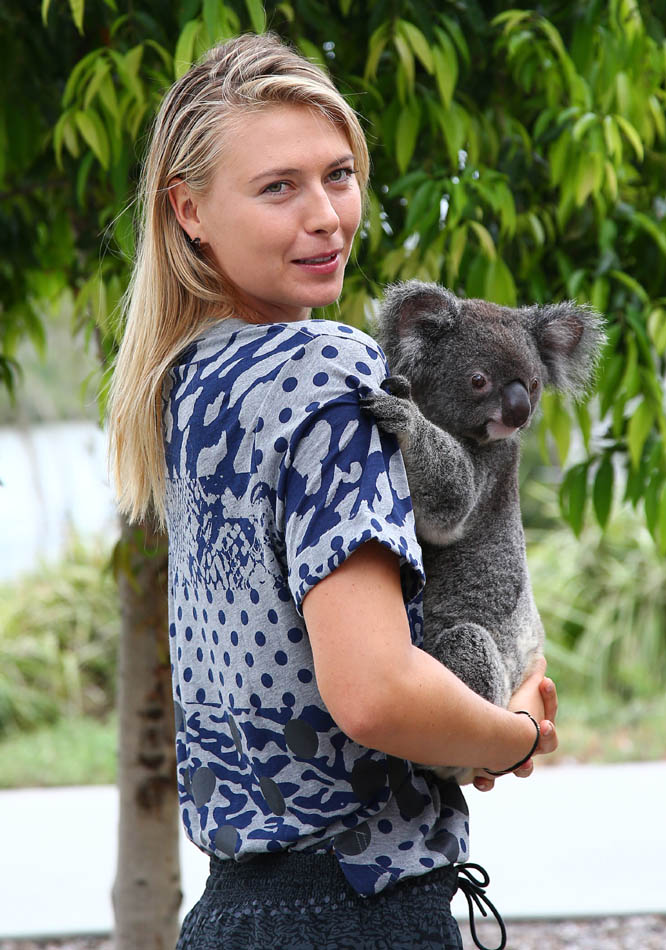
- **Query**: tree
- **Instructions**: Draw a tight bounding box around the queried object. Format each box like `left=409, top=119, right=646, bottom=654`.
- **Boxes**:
left=39, top=0, right=666, bottom=547
left=4, top=0, right=666, bottom=943
left=2, top=6, right=185, bottom=945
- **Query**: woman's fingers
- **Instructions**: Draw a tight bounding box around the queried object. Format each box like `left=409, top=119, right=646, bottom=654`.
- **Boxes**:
left=473, top=773, right=496, bottom=792
left=537, top=718, right=558, bottom=755
left=540, top=677, right=558, bottom=723
left=513, top=758, right=535, bottom=778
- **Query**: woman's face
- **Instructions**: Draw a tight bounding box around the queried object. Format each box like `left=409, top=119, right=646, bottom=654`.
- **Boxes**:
left=176, top=103, right=363, bottom=323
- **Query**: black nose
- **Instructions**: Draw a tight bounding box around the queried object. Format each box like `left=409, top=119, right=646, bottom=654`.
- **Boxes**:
left=502, top=381, right=531, bottom=428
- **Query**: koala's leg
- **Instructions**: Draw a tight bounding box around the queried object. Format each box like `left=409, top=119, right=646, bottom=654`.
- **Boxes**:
left=425, top=622, right=509, bottom=708
left=362, top=377, right=479, bottom=538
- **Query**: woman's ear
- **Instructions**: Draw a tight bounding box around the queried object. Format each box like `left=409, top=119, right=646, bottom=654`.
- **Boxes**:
left=168, top=178, right=203, bottom=242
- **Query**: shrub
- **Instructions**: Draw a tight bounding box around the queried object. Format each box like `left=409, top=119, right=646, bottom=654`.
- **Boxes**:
left=527, top=483, right=666, bottom=701
left=0, top=534, right=119, bottom=735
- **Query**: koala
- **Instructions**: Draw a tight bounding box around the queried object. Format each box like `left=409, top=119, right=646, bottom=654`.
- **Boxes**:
left=364, top=281, right=605, bottom=782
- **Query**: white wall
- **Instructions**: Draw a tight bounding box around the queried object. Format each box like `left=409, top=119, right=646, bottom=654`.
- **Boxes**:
left=0, top=422, right=119, bottom=581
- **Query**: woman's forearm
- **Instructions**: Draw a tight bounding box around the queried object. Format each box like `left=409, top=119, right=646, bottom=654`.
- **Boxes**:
left=303, top=539, right=546, bottom=773
left=339, top=643, right=538, bottom=772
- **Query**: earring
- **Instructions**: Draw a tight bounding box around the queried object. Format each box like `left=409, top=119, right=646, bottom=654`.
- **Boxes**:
left=192, top=236, right=201, bottom=249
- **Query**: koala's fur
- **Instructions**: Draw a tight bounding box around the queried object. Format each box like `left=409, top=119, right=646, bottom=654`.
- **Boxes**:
left=364, top=281, right=605, bottom=782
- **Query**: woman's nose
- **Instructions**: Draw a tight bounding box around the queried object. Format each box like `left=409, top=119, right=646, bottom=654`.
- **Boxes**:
left=304, top=187, right=340, bottom=234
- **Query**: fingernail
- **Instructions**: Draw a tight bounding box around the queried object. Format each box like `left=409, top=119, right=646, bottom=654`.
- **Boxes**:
left=542, top=720, right=553, bottom=736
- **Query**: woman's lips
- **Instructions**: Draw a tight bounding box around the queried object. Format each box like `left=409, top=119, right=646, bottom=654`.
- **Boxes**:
left=292, top=250, right=342, bottom=273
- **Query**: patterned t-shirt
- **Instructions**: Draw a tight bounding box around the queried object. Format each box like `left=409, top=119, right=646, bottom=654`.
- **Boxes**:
left=163, top=316, right=470, bottom=897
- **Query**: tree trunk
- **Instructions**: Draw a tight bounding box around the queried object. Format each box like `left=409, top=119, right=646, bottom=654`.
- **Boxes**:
left=112, top=515, right=182, bottom=950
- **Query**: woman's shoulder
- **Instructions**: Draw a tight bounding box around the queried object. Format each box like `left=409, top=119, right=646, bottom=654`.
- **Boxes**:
left=295, top=317, right=381, bottom=353
left=285, top=318, right=387, bottom=376
left=166, top=316, right=388, bottom=410
left=175, top=317, right=383, bottom=367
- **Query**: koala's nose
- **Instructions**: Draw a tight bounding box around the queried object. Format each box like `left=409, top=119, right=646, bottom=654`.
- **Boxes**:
left=501, top=380, right=531, bottom=428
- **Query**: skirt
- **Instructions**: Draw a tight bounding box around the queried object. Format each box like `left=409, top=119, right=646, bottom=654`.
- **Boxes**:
left=176, top=849, right=464, bottom=950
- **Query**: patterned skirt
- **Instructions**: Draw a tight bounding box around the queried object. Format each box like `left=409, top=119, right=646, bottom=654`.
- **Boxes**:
left=176, top=850, right=463, bottom=950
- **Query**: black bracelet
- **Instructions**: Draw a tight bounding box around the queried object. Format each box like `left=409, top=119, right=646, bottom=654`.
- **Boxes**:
left=484, top=710, right=541, bottom=776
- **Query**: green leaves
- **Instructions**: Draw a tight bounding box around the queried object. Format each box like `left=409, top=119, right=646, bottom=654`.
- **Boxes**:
left=75, top=110, right=110, bottom=169
left=396, top=20, right=433, bottom=76
left=560, top=462, right=589, bottom=537
left=69, top=0, right=85, bottom=34
left=593, top=455, right=614, bottom=528
left=244, top=0, right=266, bottom=35
left=42, top=0, right=85, bottom=32
left=8, top=0, right=666, bottom=552
left=540, top=392, right=572, bottom=467
left=628, top=400, right=655, bottom=470
left=174, top=20, right=203, bottom=77
left=614, top=113, right=644, bottom=161
left=395, top=102, right=420, bottom=173
left=353, top=8, right=666, bottom=550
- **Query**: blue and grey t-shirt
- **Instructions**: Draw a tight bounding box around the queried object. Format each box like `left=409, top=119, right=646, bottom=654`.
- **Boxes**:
left=163, top=316, right=470, bottom=896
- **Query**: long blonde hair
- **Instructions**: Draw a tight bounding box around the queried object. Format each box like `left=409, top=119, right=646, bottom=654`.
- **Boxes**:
left=107, top=32, right=370, bottom=528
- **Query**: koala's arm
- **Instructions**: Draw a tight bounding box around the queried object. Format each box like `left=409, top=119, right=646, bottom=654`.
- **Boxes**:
left=363, top=377, right=482, bottom=542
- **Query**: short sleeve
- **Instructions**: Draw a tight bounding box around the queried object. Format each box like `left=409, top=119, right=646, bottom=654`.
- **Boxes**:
left=277, top=335, right=425, bottom=614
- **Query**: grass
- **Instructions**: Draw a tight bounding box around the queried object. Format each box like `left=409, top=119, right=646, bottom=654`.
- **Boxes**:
left=0, top=498, right=663, bottom=790
left=0, top=714, right=117, bottom=789
left=0, top=536, right=119, bottom=737
left=545, top=692, right=666, bottom=766
left=0, top=694, right=663, bottom=790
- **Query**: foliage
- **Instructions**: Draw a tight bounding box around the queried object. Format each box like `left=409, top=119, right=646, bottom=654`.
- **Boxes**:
left=0, top=294, right=100, bottom=423
left=3, top=0, right=666, bottom=543
left=0, top=535, right=119, bottom=736
left=527, top=480, right=666, bottom=700
left=549, top=693, right=666, bottom=765
left=0, top=713, right=117, bottom=788
left=1, top=3, right=85, bottom=397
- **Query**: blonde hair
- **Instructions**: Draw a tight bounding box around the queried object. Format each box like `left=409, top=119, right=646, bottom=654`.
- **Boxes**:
left=107, top=32, right=369, bottom=527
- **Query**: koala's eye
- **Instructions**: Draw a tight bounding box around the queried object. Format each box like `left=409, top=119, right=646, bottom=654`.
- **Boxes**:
left=471, top=373, right=488, bottom=390
left=529, top=377, right=540, bottom=394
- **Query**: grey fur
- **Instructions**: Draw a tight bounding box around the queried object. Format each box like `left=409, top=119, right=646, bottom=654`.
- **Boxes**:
left=364, top=281, right=605, bottom=782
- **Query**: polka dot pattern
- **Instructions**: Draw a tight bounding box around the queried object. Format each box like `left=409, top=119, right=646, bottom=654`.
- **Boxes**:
left=163, top=316, right=469, bottom=897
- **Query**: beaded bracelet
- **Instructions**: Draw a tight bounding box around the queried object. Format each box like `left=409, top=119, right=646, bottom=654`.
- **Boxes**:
left=484, top=710, right=541, bottom=776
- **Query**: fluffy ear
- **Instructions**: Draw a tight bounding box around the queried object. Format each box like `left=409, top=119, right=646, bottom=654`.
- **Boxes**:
left=378, top=281, right=458, bottom=374
left=531, top=302, right=605, bottom=396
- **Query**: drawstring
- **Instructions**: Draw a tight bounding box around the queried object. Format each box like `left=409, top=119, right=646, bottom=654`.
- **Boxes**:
left=455, top=862, right=507, bottom=950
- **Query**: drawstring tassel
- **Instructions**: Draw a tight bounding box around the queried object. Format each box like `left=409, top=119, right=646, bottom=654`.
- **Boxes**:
left=455, top=862, right=507, bottom=950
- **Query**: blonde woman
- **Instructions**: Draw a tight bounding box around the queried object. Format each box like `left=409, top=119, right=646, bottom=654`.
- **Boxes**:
left=108, top=33, right=558, bottom=950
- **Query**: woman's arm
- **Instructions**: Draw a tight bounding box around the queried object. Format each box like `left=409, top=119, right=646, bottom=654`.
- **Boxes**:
left=302, top=539, right=557, bottom=773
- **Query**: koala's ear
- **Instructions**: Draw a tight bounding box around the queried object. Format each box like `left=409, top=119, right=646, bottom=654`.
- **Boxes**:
left=385, top=281, right=457, bottom=337
left=531, top=302, right=606, bottom=397
left=378, top=281, right=458, bottom=372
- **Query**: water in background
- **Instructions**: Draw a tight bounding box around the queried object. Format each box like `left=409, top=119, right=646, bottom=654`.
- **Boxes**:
left=0, top=421, right=118, bottom=582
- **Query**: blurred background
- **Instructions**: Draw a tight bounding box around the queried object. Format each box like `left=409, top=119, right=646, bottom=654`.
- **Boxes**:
left=2, top=0, right=666, bottom=946
left=3, top=0, right=666, bottom=793
left=3, top=311, right=664, bottom=791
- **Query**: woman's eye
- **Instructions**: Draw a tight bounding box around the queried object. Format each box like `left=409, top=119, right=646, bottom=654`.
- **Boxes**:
left=328, top=166, right=356, bottom=183
left=263, top=181, right=288, bottom=195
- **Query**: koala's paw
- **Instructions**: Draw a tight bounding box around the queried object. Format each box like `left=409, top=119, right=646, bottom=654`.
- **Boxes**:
left=380, top=374, right=412, bottom=399
left=362, top=376, right=415, bottom=439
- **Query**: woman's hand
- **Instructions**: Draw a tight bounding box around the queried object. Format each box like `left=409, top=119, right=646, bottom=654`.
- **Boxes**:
left=473, top=661, right=559, bottom=792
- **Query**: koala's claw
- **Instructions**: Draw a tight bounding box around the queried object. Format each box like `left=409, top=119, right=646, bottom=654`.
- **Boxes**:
left=380, top=374, right=412, bottom=399
left=362, top=384, right=414, bottom=438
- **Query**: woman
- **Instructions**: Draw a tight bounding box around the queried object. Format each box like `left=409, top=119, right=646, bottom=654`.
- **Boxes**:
left=108, top=32, right=558, bottom=950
